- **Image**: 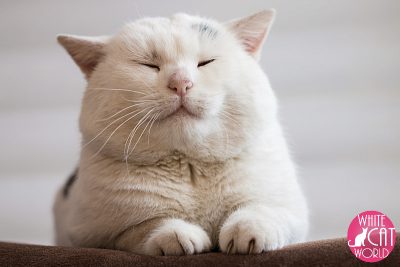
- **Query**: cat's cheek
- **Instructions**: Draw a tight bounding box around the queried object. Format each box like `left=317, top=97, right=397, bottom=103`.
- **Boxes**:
left=209, top=96, right=225, bottom=116
left=196, top=92, right=225, bottom=118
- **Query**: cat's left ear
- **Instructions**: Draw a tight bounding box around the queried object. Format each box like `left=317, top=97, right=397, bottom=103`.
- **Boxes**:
left=226, top=9, right=276, bottom=60
left=57, top=34, right=108, bottom=79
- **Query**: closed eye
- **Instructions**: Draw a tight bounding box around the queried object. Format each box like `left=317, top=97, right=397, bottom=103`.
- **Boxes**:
left=141, top=63, right=160, bottom=71
left=197, top=59, right=215, bottom=67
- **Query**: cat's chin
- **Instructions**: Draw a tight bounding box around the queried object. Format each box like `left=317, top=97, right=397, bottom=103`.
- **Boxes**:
left=159, top=106, right=201, bottom=121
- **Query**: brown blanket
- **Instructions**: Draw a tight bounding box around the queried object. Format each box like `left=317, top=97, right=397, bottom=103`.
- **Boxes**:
left=0, top=236, right=398, bottom=266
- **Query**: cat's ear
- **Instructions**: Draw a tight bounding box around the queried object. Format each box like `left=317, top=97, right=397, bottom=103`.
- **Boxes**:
left=226, top=9, right=276, bottom=60
left=57, top=34, right=108, bottom=79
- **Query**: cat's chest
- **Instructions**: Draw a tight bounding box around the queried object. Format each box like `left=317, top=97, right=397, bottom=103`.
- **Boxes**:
left=129, top=154, right=245, bottom=227
left=133, top=153, right=233, bottom=188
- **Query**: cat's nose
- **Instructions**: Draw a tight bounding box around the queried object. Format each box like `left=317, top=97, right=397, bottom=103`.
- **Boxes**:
left=168, top=70, right=193, bottom=97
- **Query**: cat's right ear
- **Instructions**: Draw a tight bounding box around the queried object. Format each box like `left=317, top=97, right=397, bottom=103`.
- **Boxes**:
left=57, top=34, right=108, bottom=79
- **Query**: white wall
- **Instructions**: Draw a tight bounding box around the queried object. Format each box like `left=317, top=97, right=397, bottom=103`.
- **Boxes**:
left=0, top=0, right=399, bottom=245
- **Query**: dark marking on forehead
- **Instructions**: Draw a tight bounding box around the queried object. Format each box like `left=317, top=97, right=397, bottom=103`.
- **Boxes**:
left=192, top=23, right=218, bottom=39
left=151, top=50, right=161, bottom=61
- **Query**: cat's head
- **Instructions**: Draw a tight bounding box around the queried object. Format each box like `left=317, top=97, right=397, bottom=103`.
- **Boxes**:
left=58, top=10, right=277, bottom=163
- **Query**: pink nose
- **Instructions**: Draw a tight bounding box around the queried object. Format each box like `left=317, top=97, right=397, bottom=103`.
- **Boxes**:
left=168, top=70, right=193, bottom=97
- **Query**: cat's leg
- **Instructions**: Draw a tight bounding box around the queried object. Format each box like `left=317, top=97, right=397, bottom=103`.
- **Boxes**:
left=115, top=218, right=211, bottom=255
left=219, top=205, right=307, bottom=254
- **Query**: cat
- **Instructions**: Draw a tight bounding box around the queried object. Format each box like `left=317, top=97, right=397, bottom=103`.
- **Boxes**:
left=348, top=228, right=368, bottom=247
left=53, top=9, right=308, bottom=255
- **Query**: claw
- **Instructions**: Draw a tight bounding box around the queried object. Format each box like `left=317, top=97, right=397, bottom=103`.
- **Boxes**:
left=248, top=239, right=255, bottom=254
left=227, top=240, right=234, bottom=254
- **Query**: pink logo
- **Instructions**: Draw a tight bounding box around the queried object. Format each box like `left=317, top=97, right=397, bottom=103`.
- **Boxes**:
left=347, top=210, right=396, bottom=263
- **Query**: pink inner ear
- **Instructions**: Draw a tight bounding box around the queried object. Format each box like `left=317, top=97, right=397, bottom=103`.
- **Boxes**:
left=242, top=29, right=267, bottom=54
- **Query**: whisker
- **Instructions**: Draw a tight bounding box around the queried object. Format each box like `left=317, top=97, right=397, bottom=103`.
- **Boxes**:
left=147, top=111, right=161, bottom=145
left=124, top=99, right=158, bottom=103
left=222, top=106, right=243, bottom=116
left=83, top=107, right=148, bottom=149
left=124, top=155, right=130, bottom=178
left=137, top=77, right=156, bottom=93
left=127, top=112, right=155, bottom=157
left=87, top=87, right=148, bottom=95
left=124, top=108, right=155, bottom=157
left=96, top=103, right=147, bottom=122
left=143, top=112, right=158, bottom=146
left=90, top=107, right=152, bottom=159
left=221, top=124, right=229, bottom=156
left=220, top=111, right=241, bottom=127
left=125, top=113, right=147, bottom=156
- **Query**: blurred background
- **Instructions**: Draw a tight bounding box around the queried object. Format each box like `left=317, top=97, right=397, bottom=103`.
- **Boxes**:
left=0, top=0, right=399, bottom=245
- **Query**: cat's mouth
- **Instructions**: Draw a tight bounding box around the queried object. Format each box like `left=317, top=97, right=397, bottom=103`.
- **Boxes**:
left=156, top=96, right=205, bottom=122
left=163, top=105, right=199, bottom=120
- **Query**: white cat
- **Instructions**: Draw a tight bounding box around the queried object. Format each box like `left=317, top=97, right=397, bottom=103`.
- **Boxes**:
left=53, top=10, right=308, bottom=255
left=348, top=228, right=368, bottom=247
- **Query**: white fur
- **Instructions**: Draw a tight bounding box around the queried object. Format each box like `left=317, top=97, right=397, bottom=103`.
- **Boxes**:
left=144, top=219, right=212, bottom=255
left=54, top=10, right=308, bottom=255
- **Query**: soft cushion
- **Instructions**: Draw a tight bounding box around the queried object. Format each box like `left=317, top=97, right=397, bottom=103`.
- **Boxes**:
left=0, top=236, right=398, bottom=266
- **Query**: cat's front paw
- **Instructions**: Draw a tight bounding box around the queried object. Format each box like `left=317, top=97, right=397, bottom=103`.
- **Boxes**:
left=144, top=219, right=211, bottom=256
left=219, top=211, right=287, bottom=254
